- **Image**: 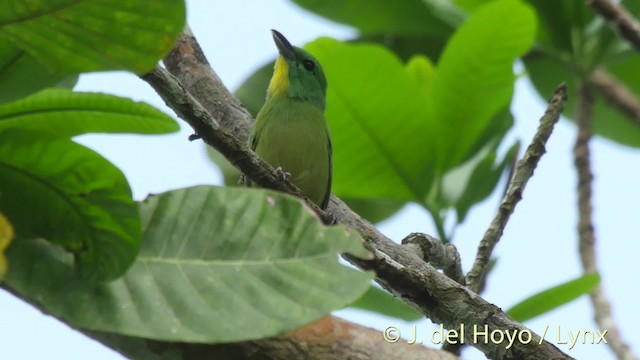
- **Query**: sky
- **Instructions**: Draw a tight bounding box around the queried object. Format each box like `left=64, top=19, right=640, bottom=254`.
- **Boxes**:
left=1, top=1, right=639, bottom=359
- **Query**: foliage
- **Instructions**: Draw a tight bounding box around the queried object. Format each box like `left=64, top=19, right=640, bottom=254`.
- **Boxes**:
left=522, top=0, right=640, bottom=146
left=0, top=129, right=142, bottom=282
left=507, top=273, right=600, bottom=322
left=234, top=0, right=622, bottom=321
left=1, top=0, right=631, bottom=355
left=236, top=0, right=535, bottom=240
left=0, top=0, right=374, bottom=346
left=6, top=186, right=372, bottom=342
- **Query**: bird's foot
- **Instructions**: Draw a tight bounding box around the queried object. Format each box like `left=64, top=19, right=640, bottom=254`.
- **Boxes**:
left=274, top=167, right=291, bottom=181
left=326, top=211, right=338, bottom=225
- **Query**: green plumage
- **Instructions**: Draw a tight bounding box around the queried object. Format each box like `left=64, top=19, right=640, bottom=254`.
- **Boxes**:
left=248, top=30, right=332, bottom=209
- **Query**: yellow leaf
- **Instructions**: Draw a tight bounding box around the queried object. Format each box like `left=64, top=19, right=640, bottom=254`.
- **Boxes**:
left=0, top=212, right=15, bottom=281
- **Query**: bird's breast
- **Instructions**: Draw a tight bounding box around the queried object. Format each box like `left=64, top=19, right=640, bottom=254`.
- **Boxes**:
left=253, top=101, right=330, bottom=206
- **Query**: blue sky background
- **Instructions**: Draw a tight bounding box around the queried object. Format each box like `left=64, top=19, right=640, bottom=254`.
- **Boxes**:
left=1, top=1, right=638, bottom=359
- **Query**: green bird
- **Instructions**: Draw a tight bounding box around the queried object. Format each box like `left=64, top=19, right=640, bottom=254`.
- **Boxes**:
left=247, top=30, right=332, bottom=209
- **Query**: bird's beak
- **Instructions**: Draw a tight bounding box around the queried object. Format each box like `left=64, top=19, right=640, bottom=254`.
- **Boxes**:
left=271, top=29, right=296, bottom=61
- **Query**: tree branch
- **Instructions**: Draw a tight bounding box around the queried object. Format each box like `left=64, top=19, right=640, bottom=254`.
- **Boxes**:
left=2, top=284, right=456, bottom=360
left=466, top=84, right=568, bottom=293
left=139, top=30, right=573, bottom=359
left=401, top=233, right=465, bottom=285
left=590, top=68, right=640, bottom=126
left=586, top=0, right=640, bottom=50
left=0, top=285, right=457, bottom=360
left=574, top=85, right=638, bottom=360
left=164, top=26, right=253, bottom=142
left=84, top=316, right=459, bottom=360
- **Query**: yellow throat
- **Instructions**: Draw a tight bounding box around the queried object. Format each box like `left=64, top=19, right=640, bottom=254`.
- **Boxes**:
left=268, top=55, right=289, bottom=98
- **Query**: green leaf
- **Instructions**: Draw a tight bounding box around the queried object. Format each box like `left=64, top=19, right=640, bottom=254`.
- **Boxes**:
left=341, top=198, right=404, bottom=224
left=430, top=0, right=537, bottom=169
left=435, top=108, right=514, bottom=215
left=304, top=0, right=535, bottom=204
left=5, top=186, right=373, bottom=343
left=0, top=40, right=73, bottom=104
left=306, top=39, right=436, bottom=201
left=507, top=273, right=600, bottom=322
left=0, top=88, right=179, bottom=136
left=290, top=0, right=460, bottom=38
left=351, top=285, right=422, bottom=321
left=441, top=140, right=518, bottom=223
left=0, top=129, right=140, bottom=282
left=0, top=0, right=185, bottom=75
left=522, top=0, right=589, bottom=53
left=624, top=0, right=640, bottom=17
left=454, top=0, right=492, bottom=13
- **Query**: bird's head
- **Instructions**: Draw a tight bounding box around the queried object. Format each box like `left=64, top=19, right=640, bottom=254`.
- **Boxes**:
left=267, top=30, right=327, bottom=110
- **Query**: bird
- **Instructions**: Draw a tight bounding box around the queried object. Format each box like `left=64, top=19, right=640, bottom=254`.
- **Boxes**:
left=247, top=30, right=332, bottom=209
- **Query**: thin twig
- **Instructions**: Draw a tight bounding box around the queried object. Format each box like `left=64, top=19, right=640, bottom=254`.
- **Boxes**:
left=138, top=30, right=574, bottom=359
left=586, top=0, right=640, bottom=50
left=574, top=85, right=638, bottom=360
left=575, top=87, right=597, bottom=274
left=590, top=68, right=640, bottom=126
left=466, top=83, right=568, bottom=293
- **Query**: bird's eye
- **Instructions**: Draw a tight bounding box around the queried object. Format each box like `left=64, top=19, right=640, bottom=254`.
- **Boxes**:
left=302, top=60, right=315, bottom=72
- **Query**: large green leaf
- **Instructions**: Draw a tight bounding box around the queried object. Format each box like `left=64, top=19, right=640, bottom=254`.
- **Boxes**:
left=441, top=139, right=518, bottom=223
left=351, top=285, right=422, bottom=321
left=0, top=0, right=185, bottom=75
left=356, top=34, right=448, bottom=63
left=0, top=129, right=140, bottom=282
left=340, top=198, right=405, bottom=224
left=5, top=186, right=373, bottom=343
left=304, top=0, right=535, bottom=201
left=290, top=0, right=460, bottom=38
left=0, top=40, right=74, bottom=104
left=507, top=273, right=600, bottom=322
left=430, top=0, right=536, bottom=169
left=0, top=88, right=179, bottom=136
left=432, top=107, right=513, bottom=217
left=306, top=40, right=435, bottom=201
